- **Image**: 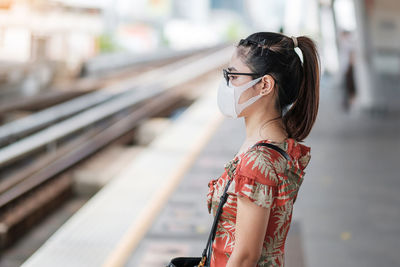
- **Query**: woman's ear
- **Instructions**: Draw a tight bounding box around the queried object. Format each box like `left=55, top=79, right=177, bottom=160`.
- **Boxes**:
left=259, top=75, right=275, bottom=96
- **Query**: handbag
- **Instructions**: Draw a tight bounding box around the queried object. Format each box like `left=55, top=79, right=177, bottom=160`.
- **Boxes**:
left=166, top=142, right=291, bottom=267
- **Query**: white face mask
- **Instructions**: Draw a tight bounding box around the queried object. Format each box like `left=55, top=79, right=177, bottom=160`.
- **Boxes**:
left=217, top=77, right=263, bottom=118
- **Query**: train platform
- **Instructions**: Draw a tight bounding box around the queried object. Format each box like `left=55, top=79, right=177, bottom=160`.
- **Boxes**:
left=124, top=76, right=400, bottom=267
left=20, top=73, right=400, bottom=267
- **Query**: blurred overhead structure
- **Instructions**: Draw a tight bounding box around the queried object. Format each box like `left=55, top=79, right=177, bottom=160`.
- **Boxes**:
left=319, top=0, right=400, bottom=114
left=352, top=0, right=400, bottom=114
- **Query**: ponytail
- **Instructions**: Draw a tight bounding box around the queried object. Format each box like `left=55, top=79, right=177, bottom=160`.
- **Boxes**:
left=282, top=36, right=320, bottom=142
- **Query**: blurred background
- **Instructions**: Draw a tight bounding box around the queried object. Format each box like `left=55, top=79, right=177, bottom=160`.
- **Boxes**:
left=1, top=0, right=399, bottom=115
left=0, top=0, right=399, bottom=267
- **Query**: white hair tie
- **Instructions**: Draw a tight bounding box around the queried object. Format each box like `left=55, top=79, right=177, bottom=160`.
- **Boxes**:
left=290, top=36, right=303, bottom=64
left=291, top=36, right=298, bottom=48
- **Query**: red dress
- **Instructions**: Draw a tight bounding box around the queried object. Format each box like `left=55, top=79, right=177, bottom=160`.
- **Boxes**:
left=206, top=138, right=311, bottom=267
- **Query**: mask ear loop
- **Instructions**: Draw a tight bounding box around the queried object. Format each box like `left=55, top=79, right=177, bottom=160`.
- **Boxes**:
left=234, top=77, right=263, bottom=115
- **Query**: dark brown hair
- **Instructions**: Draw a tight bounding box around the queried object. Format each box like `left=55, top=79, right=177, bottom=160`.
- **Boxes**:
left=236, top=32, right=320, bottom=142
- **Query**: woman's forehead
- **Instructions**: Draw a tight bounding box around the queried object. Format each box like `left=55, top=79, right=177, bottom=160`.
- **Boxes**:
left=229, top=51, right=252, bottom=72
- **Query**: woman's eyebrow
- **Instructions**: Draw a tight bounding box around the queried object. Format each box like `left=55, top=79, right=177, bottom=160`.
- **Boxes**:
left=227, top=67, right=237, bottom=71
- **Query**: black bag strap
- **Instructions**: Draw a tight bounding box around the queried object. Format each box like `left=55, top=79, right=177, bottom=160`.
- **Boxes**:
left=200, top=142, right=291, bottom=266
left=252, top=142, right=292, bottom=161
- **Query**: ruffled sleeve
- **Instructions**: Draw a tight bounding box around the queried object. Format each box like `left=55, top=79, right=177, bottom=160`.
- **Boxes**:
left=227, top=174, right=276, bottom=209
left=226, top=149, right=280, bottom=209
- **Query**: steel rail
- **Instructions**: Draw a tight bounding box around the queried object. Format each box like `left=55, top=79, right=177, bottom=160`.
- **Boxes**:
left=0, top=46, right=231, bottom=168
left=0, top=46, right=231, bottom=169
left=0, top=84, right=190, bottom=210
left=0, top=45, right=223, bottom=147
left=82, top=44, right=224, bottom=77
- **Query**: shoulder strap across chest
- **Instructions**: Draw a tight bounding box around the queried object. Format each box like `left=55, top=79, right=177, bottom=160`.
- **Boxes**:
left=251, top=142, right=292, bottom=162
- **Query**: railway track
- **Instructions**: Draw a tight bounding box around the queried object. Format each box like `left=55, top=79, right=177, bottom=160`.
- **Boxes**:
left=0, top=45, right=231, bottom=251
left=0, top=45, right=225, bottom=147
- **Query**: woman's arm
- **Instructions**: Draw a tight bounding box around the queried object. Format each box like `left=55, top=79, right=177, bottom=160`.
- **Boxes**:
left=226, top=195, right=271, bottom=267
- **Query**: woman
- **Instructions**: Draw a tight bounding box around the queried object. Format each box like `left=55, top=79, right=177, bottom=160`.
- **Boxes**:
left=207, top=32, right=320, bottom=266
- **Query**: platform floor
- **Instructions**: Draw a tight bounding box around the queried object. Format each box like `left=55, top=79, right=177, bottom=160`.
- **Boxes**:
left=125, top=75, right=400, bottom=267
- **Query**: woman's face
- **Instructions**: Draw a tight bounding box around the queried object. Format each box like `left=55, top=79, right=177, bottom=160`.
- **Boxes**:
left=225, top=49, right=276, bottom=117
left=227, top=50, right=263, bottom=108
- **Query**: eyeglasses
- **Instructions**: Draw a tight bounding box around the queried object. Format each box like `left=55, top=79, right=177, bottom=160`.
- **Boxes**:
left=223, top=68, right=259, bottom=86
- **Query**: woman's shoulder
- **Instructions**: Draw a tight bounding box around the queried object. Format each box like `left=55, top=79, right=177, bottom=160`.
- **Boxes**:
left=231, top=138, right=312, bottom=206
left=236, top=144, right=286, bottom=186
left=226, top=138, right=312, bottom=185
left=241, top=138, right=312, bottom=171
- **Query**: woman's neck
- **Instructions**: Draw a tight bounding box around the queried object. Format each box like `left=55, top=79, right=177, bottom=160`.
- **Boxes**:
left=243, top=109, right=287, bottom=143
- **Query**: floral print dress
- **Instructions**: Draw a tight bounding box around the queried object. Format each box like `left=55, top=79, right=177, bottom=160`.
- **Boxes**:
left=206, top=138, right=311, bottom=267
